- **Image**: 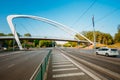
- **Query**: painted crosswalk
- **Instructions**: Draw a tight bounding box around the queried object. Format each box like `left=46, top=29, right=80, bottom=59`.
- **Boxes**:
left=53, top=72, right=85, bottom=78
left=53, top=68, right=78, bottom=72
left=52, top=52, right=86, bottom=79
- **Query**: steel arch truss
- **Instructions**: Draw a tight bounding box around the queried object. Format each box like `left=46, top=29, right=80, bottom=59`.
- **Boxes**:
left=7, top=15, right=93, bottom=50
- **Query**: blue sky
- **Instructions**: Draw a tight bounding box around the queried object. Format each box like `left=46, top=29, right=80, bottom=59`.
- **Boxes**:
left=0, top=0, right=120, bottom=38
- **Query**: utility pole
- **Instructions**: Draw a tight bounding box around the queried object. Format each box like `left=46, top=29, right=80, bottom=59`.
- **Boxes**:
left=92, top=16, right=96, bottom=53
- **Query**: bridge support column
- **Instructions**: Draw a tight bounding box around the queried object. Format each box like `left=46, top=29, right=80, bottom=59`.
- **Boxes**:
left=0, top=41, right=3, bottom=49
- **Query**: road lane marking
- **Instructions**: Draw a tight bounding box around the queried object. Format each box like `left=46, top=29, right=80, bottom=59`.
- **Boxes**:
left=0, top=51, right=22, bottom=57
left=52, top=62, right=71, bottom=65
left=53, top=72, right=85, bottom=78
left=53, top=68, right=78, bottom=72
left=52, top=61, right=70, bottom=63
left=8, top=64, right=15, bottom=68
left=60, top=52, right=102, bottom=80
left=53, top=64, right=74, bottom=68
left=52, top=60, right=68, bottom=62
left=64, top=52, right=120, bottom=80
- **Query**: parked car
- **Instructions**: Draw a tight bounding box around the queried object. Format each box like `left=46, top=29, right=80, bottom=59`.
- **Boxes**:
left=96, top=47, right=119, bottom=57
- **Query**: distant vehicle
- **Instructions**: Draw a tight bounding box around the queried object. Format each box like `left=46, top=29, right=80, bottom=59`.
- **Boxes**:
left=0, top=47, right=7, bottom=50
left=3, top=47, right=7, bottom=50
left=96, top=47, right=119, bottom=57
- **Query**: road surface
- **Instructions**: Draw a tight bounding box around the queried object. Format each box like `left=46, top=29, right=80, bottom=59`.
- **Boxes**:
left=61, top=48, right=120, bottom=80
left=0, top=48, right=50, bottom=80
left=47, top=48, right=101, bottom=80
left=0, top=48, right=120, bottom=80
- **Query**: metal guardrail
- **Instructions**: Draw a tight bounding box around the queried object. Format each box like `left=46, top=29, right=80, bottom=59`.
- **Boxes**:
left=0, top=36, right=74, bottom=40
left=30, top=49, right=52, bottom=80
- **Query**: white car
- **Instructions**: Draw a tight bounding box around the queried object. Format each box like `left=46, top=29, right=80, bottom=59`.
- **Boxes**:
left=96, top=47, right=119, bottom=56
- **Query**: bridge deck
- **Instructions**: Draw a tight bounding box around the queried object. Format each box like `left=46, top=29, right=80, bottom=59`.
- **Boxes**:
left=0, top=36, right=88, bottom=42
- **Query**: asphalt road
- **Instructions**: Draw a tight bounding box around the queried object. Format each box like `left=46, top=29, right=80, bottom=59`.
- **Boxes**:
left=0, top=48, right=120, bottom=80
left=61, top=48, right=120, bottom=80
left=0, top=48, right=50, bottom=80
left=47, top=48, right=100, bottom=80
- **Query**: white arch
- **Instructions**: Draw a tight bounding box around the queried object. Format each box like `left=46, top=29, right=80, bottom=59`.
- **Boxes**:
left=7, top=15, right=93, bottom=50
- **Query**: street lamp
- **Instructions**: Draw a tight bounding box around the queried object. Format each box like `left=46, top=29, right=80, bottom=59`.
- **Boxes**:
left=92, top=16, right=96, bottom=53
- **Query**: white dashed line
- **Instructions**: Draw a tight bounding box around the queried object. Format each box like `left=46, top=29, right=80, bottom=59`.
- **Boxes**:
left=52, top=61, right=69, bottom=63
left=53, top=72, right=85, bottom=78
left=53, top=68, right=78, bottom=72
left=53, top=64, right=74, bottom=68
left=61, top=52, right=102, bottom=80
left=8, top=64, right=15, bottom=68
left=52, top=62, right=71, bottom=65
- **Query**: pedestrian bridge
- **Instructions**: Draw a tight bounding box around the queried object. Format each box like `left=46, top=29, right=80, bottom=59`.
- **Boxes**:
left=7, top=15, right=93, bottom=50
left=0, top=36, right=88, bottom=42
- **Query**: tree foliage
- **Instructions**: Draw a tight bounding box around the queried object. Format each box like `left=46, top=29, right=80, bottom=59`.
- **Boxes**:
left=7, top=33, right=13, bottom=36
left=63, top=42, right=77, bottom=47
left=34, top=40, right=39, bottom=47
left=22, top=33, right=32, bottom=48
left=1, top=24, right=120, bottom=49
left=0, top=33, right=5, bottom=36
left=39, top=40, right=55, bottom=47
left=24, top=33, right=31, bottom=37
left=76, top=31, right=113, bottom=45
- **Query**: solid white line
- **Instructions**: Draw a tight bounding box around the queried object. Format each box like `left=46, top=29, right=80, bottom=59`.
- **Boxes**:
left=64, top=52, right=120, bottom=79
left=53, top=64, right=74, bottom=68
left=53, top=68, right=78, bottom=72
left=29, top=63, right=42, bottom=80
left=53, top=72, right=85, bottom=78
left=61, top=52, right=102, bottom=80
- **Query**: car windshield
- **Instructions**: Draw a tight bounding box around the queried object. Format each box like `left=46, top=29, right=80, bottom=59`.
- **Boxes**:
left=102, top=48, right=109, bottom=51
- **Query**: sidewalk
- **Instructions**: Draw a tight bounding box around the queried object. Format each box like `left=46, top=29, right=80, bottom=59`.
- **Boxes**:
left=46, top=49, right=96, bottom=80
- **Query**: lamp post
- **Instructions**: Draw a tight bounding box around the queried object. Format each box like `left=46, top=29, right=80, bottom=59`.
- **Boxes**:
left=92, top=16, right=96, bottom=53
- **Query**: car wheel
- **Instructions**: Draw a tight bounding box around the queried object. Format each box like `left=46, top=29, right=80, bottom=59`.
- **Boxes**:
left=96, top=52, right=98, bottom=55
left=113, top=55, right=117, bottom=57
left=105, top=53, right=109, bottom=57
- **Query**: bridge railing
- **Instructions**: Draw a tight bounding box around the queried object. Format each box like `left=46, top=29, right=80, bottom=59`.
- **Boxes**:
left=0, top=36, right=75, bottom=40
left=30, top=49, right=52, bottom=80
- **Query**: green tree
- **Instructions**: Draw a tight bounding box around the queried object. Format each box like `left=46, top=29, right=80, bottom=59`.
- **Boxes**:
left=39, top=40, right=54, bottom=47
left=24, top=33, right=31, bottom=37
left=22, top=33, right=32, bottom=48
left=63, top=43, right=71, bottom=47
left=76, top=31, right=113, bottom=45
left=68, top=42, right=77, bottom=47
left=7, top=33, right=13, bottom=36
left=0, top=33, right=5, bottom=36
left=33, top=40, right=39, bottom=47
left=3, top=33, right=13, bottom=48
